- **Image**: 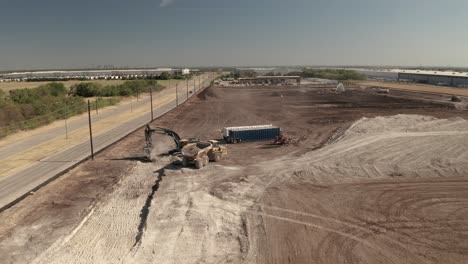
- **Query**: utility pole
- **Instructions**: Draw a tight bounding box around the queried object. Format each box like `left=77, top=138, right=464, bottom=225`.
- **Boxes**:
left=150, top=86, right=154, bottom=121
left=186, top=79, right=189, bottom=99
left=95, top=99, right=98, bottom=115
left=87, top=100, right=94, bottom=160
left=65, top=119, right=68, bottom=139
left=176, top=82, right=179, bottom=106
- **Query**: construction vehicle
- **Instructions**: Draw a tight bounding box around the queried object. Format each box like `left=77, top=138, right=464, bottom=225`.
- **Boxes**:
left=273, top=135, right=291, bottom=145
left=377, top=88, right=390, bottom=94
left=144, top=125, right=199, bottom=161
left=181, top=140, right=227, bottom=169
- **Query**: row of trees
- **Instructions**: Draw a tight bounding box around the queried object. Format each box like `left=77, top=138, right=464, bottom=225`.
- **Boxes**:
left=69, top=80, right=163, bottom=97
left=0, top=79, right=166, bottom=136
left=300, top=69, right=367, bottom=80
left=0, top=83, right=89, bottom=131
left=223, top=69, right=365, bottom=81
left=25, top=72, right=189, bottom=82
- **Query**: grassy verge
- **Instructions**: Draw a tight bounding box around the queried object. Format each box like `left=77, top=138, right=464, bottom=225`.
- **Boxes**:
left=0, top=76, right=200, bottom=137
left=0, top=97, right=121, bottom=137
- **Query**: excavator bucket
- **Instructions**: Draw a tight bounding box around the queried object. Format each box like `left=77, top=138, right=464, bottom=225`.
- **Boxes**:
left=144, top=124, right=200, bottom=161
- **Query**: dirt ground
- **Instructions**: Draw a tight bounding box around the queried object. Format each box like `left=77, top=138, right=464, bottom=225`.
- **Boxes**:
left=1, top=85, right=468, bottom=263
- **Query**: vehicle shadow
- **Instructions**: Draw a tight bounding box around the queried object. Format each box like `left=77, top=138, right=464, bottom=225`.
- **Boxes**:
left=108, top=156, right=151, bottom=162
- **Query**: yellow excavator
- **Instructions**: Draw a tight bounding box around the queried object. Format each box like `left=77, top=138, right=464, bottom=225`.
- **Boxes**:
left=144, top=125, right=227, bottom=168
left=144, top=125, right=199, bottom=160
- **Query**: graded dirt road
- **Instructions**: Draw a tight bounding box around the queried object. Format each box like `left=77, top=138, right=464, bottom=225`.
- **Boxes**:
left=1, top=85, right=468, bottom=264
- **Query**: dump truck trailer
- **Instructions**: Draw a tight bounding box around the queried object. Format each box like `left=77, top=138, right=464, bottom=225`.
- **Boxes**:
left=223, top=125, right=281, bottom=143
left=181, top=140, right=227, bottom=169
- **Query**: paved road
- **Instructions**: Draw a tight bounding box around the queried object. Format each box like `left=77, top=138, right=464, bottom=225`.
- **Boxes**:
left=0, top=75, right=215, bottom=210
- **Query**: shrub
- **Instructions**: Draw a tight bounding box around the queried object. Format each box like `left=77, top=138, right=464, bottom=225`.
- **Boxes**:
left=70, top=82, right=100, bottom=97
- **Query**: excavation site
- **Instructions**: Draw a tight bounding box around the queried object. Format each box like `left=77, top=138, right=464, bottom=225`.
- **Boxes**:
left=1, top=84, right=468, bottom=264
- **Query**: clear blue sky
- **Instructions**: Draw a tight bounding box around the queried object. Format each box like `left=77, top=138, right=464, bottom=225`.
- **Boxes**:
left=1, top=0, right=467, bottom=70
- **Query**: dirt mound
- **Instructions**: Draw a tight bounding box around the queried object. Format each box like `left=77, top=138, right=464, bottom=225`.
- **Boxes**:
left=197, top=85, right=218, bottom=100
left=269, top=114, right=468, bottom=184
left=253, top=114, right=468, bottom=264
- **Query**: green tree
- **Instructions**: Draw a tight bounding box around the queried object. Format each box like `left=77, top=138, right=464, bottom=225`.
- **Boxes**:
left=159, top=72, right=171, bottom=80
left=70, top=82, right=100, bottom=97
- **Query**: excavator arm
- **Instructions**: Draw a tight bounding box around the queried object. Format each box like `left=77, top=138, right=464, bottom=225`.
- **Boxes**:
left=144, top=125, right=199, bottom=161
left=145, top=125, right=183, bottom=149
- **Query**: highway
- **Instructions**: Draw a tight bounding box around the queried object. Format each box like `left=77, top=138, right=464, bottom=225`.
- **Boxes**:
left=0, top=74, right=215, bottom=210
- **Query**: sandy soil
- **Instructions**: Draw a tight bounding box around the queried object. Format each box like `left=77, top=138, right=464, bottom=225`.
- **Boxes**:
left=1, top=85, right=468, bottom=264
left=249, top=115, right=468, bottom=263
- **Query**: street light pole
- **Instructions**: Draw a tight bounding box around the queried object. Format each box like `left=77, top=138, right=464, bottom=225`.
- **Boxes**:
left=65, top=119, right=68, bottom=139
left=87, top=100, right=94, bottom=160
left=176, top=82, right=179, bottom=106
left=150, top=86, right=154, bottom=121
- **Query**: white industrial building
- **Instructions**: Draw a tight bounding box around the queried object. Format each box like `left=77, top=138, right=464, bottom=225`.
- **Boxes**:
left=350, top=68, right=468, bottom=88
left=353, top=68, right=399, bottom=81
left=397, top=70, right=468, bottom=87
left=0, top=68, right=192, bottom=81
left=238, top=76, right=302, bottom=85
left=174, top=68, right=190, bottom=75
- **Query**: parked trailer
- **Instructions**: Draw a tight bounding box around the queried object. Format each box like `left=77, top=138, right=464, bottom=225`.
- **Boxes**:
left=223, top=125, right=281, bottom=143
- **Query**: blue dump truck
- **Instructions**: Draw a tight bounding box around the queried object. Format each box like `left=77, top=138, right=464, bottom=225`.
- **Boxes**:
left=222, top=125, right=281, bottom=144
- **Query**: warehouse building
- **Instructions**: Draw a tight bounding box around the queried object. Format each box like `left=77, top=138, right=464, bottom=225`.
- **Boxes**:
left=353, top=69, right=399, bottom=81
left=238, top=76, right=302, bottom=85
left=398, top=70, right=468, bottom=87
left=0, top=68, right=184, bottom=81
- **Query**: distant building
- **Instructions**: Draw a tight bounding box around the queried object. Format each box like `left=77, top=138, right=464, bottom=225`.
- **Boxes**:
left=398, top=70, right=468, bottom=87
left=0, top=68, right=175, bottom=81
left=238, top=76, right=301, bottom=85
left=174, top=68, right=190, bottom=75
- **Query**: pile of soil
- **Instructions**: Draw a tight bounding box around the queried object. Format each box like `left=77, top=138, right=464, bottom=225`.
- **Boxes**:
left=197, top=86, right=218, bottom=100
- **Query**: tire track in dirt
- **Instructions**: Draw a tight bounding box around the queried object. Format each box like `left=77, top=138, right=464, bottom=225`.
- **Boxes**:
left=249, top=115, right=468, bottom=264
left=31, top=162, right=163, bottom=264
left=247, top=210, right=400, bottom=264
left=253, top=179, right=468, bottom=263
left=133, top=166, right=166, bottom=248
